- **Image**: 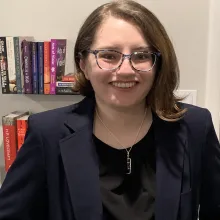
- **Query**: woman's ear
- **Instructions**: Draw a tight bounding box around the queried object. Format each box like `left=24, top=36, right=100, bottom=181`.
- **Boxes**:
left=79, top=59, right=89, bottom=80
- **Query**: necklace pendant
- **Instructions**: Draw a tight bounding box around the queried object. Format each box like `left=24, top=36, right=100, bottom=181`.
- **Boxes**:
left=126, top=152, right=132, bottom=175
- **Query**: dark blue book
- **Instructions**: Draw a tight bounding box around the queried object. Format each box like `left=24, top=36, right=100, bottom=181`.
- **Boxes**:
left=32, top=42, right=39, bottom=94
left=37, top=42, right=44, bottom=94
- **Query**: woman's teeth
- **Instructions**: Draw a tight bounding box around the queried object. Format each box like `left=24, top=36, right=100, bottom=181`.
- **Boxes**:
left=111, top=82, right=136, bottom=88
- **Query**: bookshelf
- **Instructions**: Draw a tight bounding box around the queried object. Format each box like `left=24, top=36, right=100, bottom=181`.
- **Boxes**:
left=0, top=94, right=83, bottom=185
left=0, top=94, right=84, bottom=170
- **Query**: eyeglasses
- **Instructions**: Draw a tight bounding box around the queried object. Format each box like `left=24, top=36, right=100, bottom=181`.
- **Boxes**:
left=85, top=49, right=161, bottom=72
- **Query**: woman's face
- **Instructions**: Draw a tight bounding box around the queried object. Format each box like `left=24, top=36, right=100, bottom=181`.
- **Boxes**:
left=80, top=16, right=156, bottom=109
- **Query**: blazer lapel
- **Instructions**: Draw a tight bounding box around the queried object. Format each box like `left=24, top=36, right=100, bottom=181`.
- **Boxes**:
left=60, top=97, right=103, bottom=220
left=153, top=113, right=187, bottom=220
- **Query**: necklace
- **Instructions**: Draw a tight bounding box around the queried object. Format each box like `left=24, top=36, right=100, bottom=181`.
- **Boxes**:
left=95, top=107, right=148, bottom=175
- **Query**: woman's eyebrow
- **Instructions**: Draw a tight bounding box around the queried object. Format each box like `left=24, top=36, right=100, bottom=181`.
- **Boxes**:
left=133, top=46, right=151, bottom=50
left=95, top=46, right=121, bottom=50
left=94, top=45, right=151, bottom=51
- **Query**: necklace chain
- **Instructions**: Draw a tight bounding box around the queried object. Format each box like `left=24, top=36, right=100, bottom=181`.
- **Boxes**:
left=95, top=107, right=148, bottom=174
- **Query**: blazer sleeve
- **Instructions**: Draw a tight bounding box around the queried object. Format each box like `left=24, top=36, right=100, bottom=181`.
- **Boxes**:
left=199, top=109, right=220, bottom=220
left=0, top=115, right=48, bottom=220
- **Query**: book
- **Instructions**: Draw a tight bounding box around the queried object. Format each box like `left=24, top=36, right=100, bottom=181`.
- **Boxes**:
left=6, top=37, right=17, bottom=93
left=17, top=114, right=29, bottom=150
left=50, top=39, right=57, bottom=94
left=56, top=87, right=76, bottom=95
left=21, top=40, right=33, bottom=94
left=32, top=42, right=39, bottom=94
left=0, top=37, right=10, bottom=93
left=44, top=41, right=50, bottom=94
left=2, top=111, right=29, bottom=171
left=37, top=42, right=44, bottom=94
left=51, top=39, right=72, bottom=94
left=61, top=74, right=75, bottom=82
left=14, top=37, right=34, bottom=94
left=56, top=81, right=74, bottom=87
left=13, top=37, right=22, bottom=94
left=50, top=39, right=66, bottom=94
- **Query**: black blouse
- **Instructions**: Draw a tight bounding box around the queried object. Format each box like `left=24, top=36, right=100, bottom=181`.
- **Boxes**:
left=93, top=124, right=156, bottom=220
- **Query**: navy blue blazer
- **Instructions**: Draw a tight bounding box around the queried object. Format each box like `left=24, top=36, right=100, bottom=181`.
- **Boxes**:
left=0, top=97, right=220, bottom=220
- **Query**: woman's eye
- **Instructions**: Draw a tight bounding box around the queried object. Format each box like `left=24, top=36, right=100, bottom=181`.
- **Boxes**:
left=100, top=53, right=116, bottom=60
left=134, top=53, right=151, bottom=60
left=104, top=55, right=115, bottom=60
left=98, top=51, right=120, bottom=61
left=140, top=54, right=150, bottom=59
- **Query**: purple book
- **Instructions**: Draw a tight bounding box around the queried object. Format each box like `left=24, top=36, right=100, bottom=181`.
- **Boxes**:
left=50, top=39, right=67, bottom=95
left=50, top=39, right=57, bottom=94
left=22, top=40, right=32, bottom=94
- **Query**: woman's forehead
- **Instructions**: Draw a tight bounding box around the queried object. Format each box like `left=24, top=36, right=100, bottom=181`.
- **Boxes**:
left=92, top=16, right=148, bottom=49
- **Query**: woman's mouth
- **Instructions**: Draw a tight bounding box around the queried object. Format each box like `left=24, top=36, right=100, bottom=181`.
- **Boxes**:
left=111, top=81, right=137, bottom=89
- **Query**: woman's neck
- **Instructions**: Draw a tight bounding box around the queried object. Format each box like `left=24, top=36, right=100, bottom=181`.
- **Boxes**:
left=93, top=98, right=152, bottom=149
left=95, top=98, right=149, bottom=134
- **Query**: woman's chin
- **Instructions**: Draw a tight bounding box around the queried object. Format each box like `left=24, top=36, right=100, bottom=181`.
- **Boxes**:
left=107, top=98, right=144, bottom=109
left=95, top=93, right=147, bottom=109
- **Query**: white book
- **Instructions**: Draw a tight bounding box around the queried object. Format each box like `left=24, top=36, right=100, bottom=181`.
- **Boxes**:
left=6, top=36, right=16, bottom=93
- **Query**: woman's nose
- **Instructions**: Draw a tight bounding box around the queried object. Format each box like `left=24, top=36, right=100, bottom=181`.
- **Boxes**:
left=116, top=57, right=135, bottom=76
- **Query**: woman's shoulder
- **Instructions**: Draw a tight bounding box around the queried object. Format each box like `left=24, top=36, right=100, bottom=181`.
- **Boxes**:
left=27, top=97, right=95, bottom=136
left=180, top=102, right=211, bottom=120
left=28, top=102, right=79, bottom=133
left=179, top=102, right=212, bottom=130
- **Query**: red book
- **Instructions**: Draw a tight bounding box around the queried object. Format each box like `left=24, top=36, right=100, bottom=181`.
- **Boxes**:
left=17, top=115, right=29, bottom=151
left=61, top=74, right=75, bottom=82
left=2, top=111, right=29, bottom=171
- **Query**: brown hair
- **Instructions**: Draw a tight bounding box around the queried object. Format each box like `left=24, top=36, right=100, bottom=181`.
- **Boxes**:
left=73, top=0, right=187, bottom=121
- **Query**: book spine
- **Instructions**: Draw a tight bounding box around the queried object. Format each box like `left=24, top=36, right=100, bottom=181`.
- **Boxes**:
left=14, top=37, right=22, bottom=94
left=55, top=39, right=67, bottom=94
left=6, top=37, right=17, bottom=93
left=19, top=39, right=25, bottom=93
left=32, top=42, right=38, bottom=94
left=56, top=81, right=74, bottom=87
left=22, top=40, right=32, bottom=93
left=50, top=40, right=57, bottom=94
left=0, top=37, right=10, bottom=93
left=44, top=41, right=50, bottom=94
left=56, top=87, right=77, bottom=95
left=37, top=42, right=44, bottom=94
left=2, top=123, right=17, bottom=172
left=62, top=75, right=74, bottom=82
left=17, top=119, right=28, bottom=151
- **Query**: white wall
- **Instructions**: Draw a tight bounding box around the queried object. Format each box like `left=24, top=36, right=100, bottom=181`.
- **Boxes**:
left=205, top=0, right=220, bottom=138
left=142, top=0, right=210, bottom=106
left=0, top=0, right=218, bottom=170
left=145, top=0, right=220, bottom=136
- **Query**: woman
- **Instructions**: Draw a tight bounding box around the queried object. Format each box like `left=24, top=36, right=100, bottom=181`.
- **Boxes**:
left=0, top=1, right=219, bottom=220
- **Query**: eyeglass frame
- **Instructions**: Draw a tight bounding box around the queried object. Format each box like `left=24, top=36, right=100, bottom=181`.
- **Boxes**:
left=82, top=49, right=161, bottom=72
